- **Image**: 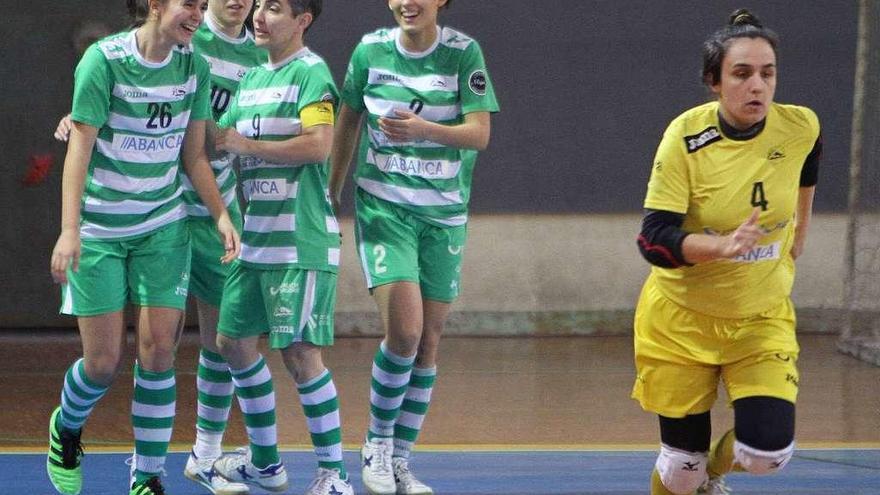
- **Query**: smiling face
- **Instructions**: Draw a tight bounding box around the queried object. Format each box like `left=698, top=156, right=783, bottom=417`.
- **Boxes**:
left=387, top=0, right=447, bottom=36
left=208, top=0, right=253, bottom=29
left=711, top=37, right=777, bottom=130
left=155, top=0, right=208, bottom=45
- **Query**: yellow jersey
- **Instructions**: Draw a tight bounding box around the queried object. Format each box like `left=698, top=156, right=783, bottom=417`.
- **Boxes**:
left=643, top=101, right=821, bottom=319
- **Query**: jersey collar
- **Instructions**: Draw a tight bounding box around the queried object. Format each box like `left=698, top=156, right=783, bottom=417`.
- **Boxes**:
left=394, top=26, right=442, bottom=59
left=206, top=12, right=251, bottom=45
left=717, top=111, right=766, bottom=141
left=264, top=46, right=310, bottom=71
left=129, top=29, right=174, bottom=69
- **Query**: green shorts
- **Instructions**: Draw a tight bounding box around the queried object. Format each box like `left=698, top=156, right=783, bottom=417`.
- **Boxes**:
left=217, top=262, right=337, bottom=348
left=188, top=201, right=243, bottom=307
left=355, top=189, right=467, bottom=303
left=60, top=221, right=191, bottom=316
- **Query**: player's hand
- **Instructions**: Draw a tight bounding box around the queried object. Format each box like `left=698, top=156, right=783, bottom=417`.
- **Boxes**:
left=54, top=114, right=73, bottom=142
left=215, top=127, right=250, bottom=155
left=378, top=109, right=431, bottom=142
left=790, top=234, right=806, bottom=260
left=50, top=229, right=81, bottom=284
left=216, top=215, right=241, bottom=264
left=718, top=207, right=764, bottom=258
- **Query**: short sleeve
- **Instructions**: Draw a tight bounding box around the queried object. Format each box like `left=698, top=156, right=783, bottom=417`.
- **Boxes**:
left=340, top=42, right=368, bottom=112
left=70, top=45, right=112, bottom=128
left=298, top=62, right=340, bottom=114
left=644, top=121, right=690, bottom=214
left=190, top=54, right=212, bottom=121
left=458, top=41, right=499, bottom=115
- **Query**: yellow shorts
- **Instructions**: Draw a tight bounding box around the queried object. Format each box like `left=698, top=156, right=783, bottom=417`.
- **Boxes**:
left=631, top=276, right=800, bottom=418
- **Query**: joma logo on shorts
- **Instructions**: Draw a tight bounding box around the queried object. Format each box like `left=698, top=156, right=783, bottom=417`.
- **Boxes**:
left=274, top=306, right=293, bottom=317
left=271, top=325, right=294, bottom=334
left=269, top=283, right=299, bottom=296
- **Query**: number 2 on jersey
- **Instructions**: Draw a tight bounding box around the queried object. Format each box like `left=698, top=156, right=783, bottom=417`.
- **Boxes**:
left=373, top=244, right=388, bottom=274
left=751, top=181, right=769, bottom=211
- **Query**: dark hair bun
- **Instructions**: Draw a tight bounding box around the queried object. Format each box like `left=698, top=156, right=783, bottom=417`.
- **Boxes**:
left=729, top=8, right=762, bottom=28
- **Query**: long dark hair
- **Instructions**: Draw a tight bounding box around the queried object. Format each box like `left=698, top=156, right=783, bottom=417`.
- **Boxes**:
left=701, top=9, right=779, bottom=86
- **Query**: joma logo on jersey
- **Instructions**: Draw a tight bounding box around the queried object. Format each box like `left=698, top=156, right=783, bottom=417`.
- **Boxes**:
left=377, top=73, right=402, bottom=84
left=247, top=179, right=287, bottom=200
left=684, top=126, right=722, bottom=153
left=171, top=87, right=187, bottom=98
left=117, top=134, right=183, bottom=152
left=123, top=89, right=149, bottom=99
left=732, top=241, right=781, bottom=263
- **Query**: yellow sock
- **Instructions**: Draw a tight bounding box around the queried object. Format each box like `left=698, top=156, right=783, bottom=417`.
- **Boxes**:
left=707, top=429, right=743, bottom=477
left=651, top=468, right=680, bottom=495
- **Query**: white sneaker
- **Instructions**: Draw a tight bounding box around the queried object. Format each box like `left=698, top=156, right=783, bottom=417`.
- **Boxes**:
left=212, top=449, right=288, bottom=493
left=304, top=467, right=354, bottom=495
left=697, top=475, right=731, bottom=494
left=184, top=450, right=250, bottom=495
left=392, top=458, right=433, bottom=495
left=361, top=438, right=396, bottom=495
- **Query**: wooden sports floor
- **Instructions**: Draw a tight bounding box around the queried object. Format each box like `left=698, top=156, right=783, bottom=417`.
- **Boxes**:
left=1, top=330, right=877, bottom=493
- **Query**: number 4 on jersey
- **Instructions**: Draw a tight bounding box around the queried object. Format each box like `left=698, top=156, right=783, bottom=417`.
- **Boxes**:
left=751, top=181, right=769, bottom=211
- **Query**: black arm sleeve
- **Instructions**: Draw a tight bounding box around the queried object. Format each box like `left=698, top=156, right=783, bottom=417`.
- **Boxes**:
left=800, top=133, right=822, bottom=187
left=637, top=209, right=692, bottom=268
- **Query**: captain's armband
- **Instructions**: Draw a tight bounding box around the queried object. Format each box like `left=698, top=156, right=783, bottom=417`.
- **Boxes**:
left=301, top=101, right=335, bottom=128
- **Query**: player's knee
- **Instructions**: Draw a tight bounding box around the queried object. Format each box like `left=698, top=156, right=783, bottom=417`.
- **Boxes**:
left=734, top=440, right=794, bottom=475
left=83, top=355, right=122, bottom=385
left=655, top=444, right=708, bottom=494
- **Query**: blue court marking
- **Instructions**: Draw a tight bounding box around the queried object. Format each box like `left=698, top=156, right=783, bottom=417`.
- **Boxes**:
left=5, top=449, right=878, bottom=494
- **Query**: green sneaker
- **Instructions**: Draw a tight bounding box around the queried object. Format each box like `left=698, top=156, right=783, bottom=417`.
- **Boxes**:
left=46, top=406, right=83, bottom=495
left=130, top=476, right=166, bottom=495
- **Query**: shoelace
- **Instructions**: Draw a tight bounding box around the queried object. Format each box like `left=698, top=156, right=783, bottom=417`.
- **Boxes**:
left=373, top=442, right=393, bottom=476
left=59, top=430, right=84, bottom=469
left=307, top=468, right=342, bottom=491
left=393, top=461, right=419, bottom=487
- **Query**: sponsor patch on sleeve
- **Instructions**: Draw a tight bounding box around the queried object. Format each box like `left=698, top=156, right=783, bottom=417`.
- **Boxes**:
left=684, top=126, right=722, bottom=153
left=468, top=70, right=487, bottom=96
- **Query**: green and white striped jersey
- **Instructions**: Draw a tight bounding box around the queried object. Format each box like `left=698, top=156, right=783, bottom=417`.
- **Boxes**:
left=342, top=26, right=499, bottom=227
left=218, top=47, right=340, bottom=272
left=71, top=30, right=211, bottom=240
left=182, top=15, right=266, bottom=218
